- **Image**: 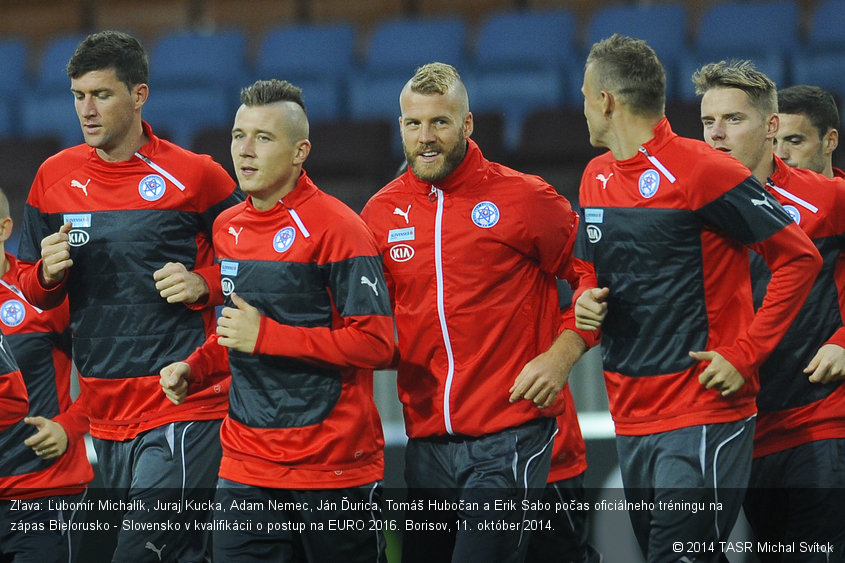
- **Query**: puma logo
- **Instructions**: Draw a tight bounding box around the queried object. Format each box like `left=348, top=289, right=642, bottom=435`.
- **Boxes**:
left=360, top=276, right=379, bottom=296
left=228, top=226, right=243, bottom=244
left=145, top=542, right=165, bottom=561
left=393, top=205, right=411, bottom=224
left=595, top=173, right=613, bottom=189
left=70, top=178, right=90, bottom=196
left=751, top=197, right=773, bottom=210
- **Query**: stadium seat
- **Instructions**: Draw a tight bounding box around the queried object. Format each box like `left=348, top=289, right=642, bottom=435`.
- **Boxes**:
left=677, top=0, right=798, bottom=99
left=35, top=34, right=87, bottom=94
left=362, top=16, right=468, bottom=75
left=470, top=9, right=577, bottom=146
left=20, top=92, right=82, bottom=148
left=804, top=0, right=845, bottom=53
left=466, top=69, right=564, bottom=150
left=149, top=30, right=248, bottom=105
left=790, top=52, right=845, bottom=105
left=255, top=23, right=357, bottom=121
left=0, top=38, right=29, bottom=101
left=584, top=3, right=689, bottom=99
left=143, top=87, right=232, bottom=148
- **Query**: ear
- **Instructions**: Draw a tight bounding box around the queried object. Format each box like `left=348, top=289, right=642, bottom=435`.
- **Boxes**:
left=765, top=113, right=779, bottom=140
left=463, top=111, right=474, bottom=138
left=293, top=139, right=311, bottom=165
left=133, top=83, right=149, bottom=111
left=823, top=128, right=839, bottom=155
left=601, top=90, right=615, bottom=117
left=0, top=217, right=13, bottom=243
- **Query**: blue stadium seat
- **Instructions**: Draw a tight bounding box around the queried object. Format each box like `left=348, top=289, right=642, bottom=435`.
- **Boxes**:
left=143, top=87, right=232, bottom=148
left=149, top=30, right=248, bottom=104
left=474, top=9, right=578, bottom=73
left=0, top=38, right=28, bottom=137
left=255, top=23, right=357, bottom=121
left=363, top=16, right=468, bottom=76
left=35, top=34, right=87, bottom=94
left=677, top=0, right=798, bottom=99
left=466, top=69, right=565, bottom=150
left=0, top=38, right=29, bottom=97
left=256, top=23, right=356, bottom=80
left=803, top=0, right=845, bottom=52
left=470, top=8, right=577, bottom=138
left=789, top=0, right=845, bottom=103
left=20, top=92, right=82, bottom=148
left=585, top=4, right=689, bottom=99
left=790, top=52, right=845, bottom=104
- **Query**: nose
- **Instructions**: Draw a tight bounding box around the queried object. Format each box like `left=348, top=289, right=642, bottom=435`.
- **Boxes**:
left=418, top=123, right=436, bottom=144
left=774, top=141, right=788, bottom=161
left=234, top=136, right=255, bottom=157
left=708, top=119, right=725, bottom=141
left=78, top=95, right=97, bottom=118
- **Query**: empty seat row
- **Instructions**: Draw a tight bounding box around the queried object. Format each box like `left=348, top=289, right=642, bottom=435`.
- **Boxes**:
left=3, top=0, right=845, bottom=150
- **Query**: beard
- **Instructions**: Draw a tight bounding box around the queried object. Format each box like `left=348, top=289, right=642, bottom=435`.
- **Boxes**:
left=405, top=130, right=467, bottom=184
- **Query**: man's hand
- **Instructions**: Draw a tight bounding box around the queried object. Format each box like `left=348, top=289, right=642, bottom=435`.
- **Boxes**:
left=216, top=293, right=261, bottom=354
left=160, top=362, right=191, bottom=405
left=690, top=350, right=746, bottom=396
left=575, top=287, right=610, bottom=331
left=23, top=416, right=68, bottom=460
left=509, top=330, right=586, bottom=409
left=40, top=222, right=73, bottom=287
left=153, top=262, right=209, bottom=304
left=509, top=351, right=569, bottom=409
left=805, top=344, right=845, bottom=384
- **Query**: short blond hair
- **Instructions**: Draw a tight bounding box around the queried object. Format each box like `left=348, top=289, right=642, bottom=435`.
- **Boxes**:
left=692, top=60, right=777, bottom=116
left=404, top=62, right=469, bottom=114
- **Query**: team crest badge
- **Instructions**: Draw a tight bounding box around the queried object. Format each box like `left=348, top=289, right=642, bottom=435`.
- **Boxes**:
left=0, top=299, right=25, bottom=327
left=139, top=174, right=166, bottom=201
left=783, top=205, right=801, bottom=225
left=273, top=227, right=296, bottom=253
left=638, top=170, right=660, bottom=198
left=472, top=201, right=500, bottom=228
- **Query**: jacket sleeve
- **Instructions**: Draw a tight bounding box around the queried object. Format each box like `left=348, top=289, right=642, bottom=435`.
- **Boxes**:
left=0, top=370, right=28, bottom=432
left=720, top=223, right=821, bottom=378
left=184, top=334, right=230, bottom=390
left=52, top=391, right=89, bottom=441
left=696, top=177, right=822, bottom=378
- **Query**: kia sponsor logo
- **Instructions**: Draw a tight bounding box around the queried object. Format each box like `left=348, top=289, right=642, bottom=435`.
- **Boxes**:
left=389, top=244, right=414, bottom=262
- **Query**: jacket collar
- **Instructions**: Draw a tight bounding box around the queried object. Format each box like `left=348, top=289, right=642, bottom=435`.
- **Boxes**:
left=246, top=170, right=319, bottom=212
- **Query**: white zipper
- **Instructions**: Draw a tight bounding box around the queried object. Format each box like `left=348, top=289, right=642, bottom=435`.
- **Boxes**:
left=638, top=147, right=677, bottom=183
left=135, top=152, right=187, bottom=191
left=432, top=186, right=456, bottom=435
left=287, top=207, right=311, bottom=238
left=767, top=181, right=819, bottom=214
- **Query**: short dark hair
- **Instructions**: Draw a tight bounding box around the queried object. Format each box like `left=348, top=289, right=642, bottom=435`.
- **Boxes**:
left=66, top=31, right=149, bottom=91
left=586, top=34, right=666, bottom=117
left=778, top=85, right=840, bottom=140
left=240, top=79, right=306, bottom=112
